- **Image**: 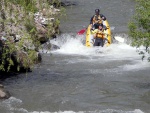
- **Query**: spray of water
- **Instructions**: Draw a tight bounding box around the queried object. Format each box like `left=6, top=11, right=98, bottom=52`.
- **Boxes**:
left=40, top=33, right=149, bottom=67
left=47, top=34, right=149, bottom=70
left=48, top=34, right=137, bottom=58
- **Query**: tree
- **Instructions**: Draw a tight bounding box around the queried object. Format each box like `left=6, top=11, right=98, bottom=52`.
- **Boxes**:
left=128, top=0, right=150, bottom=61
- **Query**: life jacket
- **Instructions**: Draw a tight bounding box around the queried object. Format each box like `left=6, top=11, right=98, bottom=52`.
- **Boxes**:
left=96, top=29, right=105, bottom=39
left=92, top=15, right=102, bottom=24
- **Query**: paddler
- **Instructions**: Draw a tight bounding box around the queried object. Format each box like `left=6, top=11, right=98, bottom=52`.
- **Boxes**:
left=91, top=24, right=109, bottom=47
left=90, top=9, right=107, bottom=30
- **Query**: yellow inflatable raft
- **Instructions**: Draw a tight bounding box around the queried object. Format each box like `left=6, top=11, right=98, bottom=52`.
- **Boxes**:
left=85, top=20, right=112, bottom=47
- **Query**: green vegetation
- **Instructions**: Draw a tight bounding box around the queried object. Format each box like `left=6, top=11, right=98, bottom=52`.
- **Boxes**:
left=5, top=0, right=38, bottom=12
left=128, top=0, right=150, bottom=61
left=0, top=0, right=61, bottom=72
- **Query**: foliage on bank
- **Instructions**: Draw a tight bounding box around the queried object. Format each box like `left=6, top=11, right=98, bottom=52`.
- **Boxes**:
left=128, top=0, right=150, bottom=61
left=0, top=0, right=61, bottom=72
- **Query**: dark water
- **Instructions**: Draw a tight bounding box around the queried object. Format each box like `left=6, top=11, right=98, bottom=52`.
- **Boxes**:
left=0, top=0, right=150, bottom=113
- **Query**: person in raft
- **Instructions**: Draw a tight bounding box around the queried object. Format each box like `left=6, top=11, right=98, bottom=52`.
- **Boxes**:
left=90, top=9, right=107, bottom=30
left=91, top=24, right=109, bottom=47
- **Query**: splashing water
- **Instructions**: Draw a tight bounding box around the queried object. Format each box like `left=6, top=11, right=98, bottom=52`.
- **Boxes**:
left=40, top=33, right=149, bottom=71
left=46, top=34, right=139, bottom=58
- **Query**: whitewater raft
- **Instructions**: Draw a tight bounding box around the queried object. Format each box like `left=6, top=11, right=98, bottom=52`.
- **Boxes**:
left=85, top=20, right=112, bottom=47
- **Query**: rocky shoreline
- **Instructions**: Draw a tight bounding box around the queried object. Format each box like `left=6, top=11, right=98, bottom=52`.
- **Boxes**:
left=0, top=1, right=61, bottom=71
left=0, top=0, right=61, bottom=99
left=0, top=0, right=78, bottom=99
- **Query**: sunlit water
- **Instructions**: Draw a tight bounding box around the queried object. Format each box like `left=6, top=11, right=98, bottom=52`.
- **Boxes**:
left=1, top=0, right=150, bottom=113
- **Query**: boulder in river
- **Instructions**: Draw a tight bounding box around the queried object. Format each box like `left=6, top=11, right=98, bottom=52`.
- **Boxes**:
left=0, top=84, right=11, bottom=99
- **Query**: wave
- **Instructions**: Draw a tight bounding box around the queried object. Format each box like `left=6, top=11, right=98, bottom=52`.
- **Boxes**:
left=31, top=109, right=144, bottom=113
left=40, top=34, right=147, bottom=60
left=0, top=97, right=146, bottom=113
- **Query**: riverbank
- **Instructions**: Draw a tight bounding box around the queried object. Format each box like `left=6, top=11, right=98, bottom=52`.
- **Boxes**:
left=0, top=0, right=79, bottom=99
left=0, top=0, right=61, bottom=99
left=1, top=0, right=150, bottom=113
left=0, top=0, right=61, bottom=73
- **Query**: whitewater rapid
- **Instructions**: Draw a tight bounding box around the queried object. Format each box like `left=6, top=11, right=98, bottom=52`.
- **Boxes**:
left=1, top=34, right=149, bottom=113
left=41, top=34, right=149, bottom=71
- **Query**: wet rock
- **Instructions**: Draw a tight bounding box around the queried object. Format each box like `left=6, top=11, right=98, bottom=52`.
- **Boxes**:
left=37, top=52, right=42, bottom=62
left=0, top=84, right=4, bottom=88
left=41, top=43, right=60, bottom=51
left=60, top=0, right=78, bottom=7
left=0, top=84, right=11, bottom=99
left=49, top=0, right=78, bottom=7
left=51, top=44, right=60, bottom=50
left=51, top=34, right=57, bottom=39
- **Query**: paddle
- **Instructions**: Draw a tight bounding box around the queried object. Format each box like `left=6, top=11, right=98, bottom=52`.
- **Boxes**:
left=101, top=31, right=125, bottom=43
left=96, top=33, right=125, bottom=43
left=77, top=28, right=125, bottom=43
left=113, top=36, right=125, bottom=43
left=77, top=29, right=86, bottom=35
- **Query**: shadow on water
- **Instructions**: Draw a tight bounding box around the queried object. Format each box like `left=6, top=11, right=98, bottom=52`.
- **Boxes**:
left=0, top=71, right=18, bottom=81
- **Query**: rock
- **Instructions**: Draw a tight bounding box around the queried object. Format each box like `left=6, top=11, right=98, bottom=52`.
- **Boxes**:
left=41, top=43, right=60, bottom=51
left=60, top=0, right=78, bottom=6
left=51, top=44, right=60, bottom=50
left=42, top=8, right=47, bottom=16
left=0, top=85, right=11, bottom=99
left=0, top=84, right=4, bottom=88
left=49, top=0, right=78, bottom=7
left=37, top=52, right=42, bottom=61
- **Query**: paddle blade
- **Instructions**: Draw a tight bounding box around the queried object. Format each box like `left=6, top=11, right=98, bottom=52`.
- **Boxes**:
left=77, top=29, right=86, bottom=35
left=114, top=36, right=125, bottom=43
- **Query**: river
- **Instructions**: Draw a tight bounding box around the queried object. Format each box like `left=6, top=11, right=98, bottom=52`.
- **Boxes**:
left=0, top=0, right=150, bottom=113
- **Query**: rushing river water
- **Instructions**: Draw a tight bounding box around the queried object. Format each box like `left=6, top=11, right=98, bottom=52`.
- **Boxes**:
left=0, top=0, right=150, bottom=113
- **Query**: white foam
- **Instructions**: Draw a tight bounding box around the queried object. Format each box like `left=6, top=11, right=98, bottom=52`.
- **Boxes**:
left=114, top=36, right=125, bottom=43
left=119, top=60, right=150, bottom=71
left=47, top=34, right=150, bottom=71
left=50, top=34, right=139, bottom=59
left=30, top=109, right=144, bottom=113
left=2, top=96, right=22, bottom=105
left=0, top=98, right=145, bottom=113
left=0, top=97, right=28, bottom=113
